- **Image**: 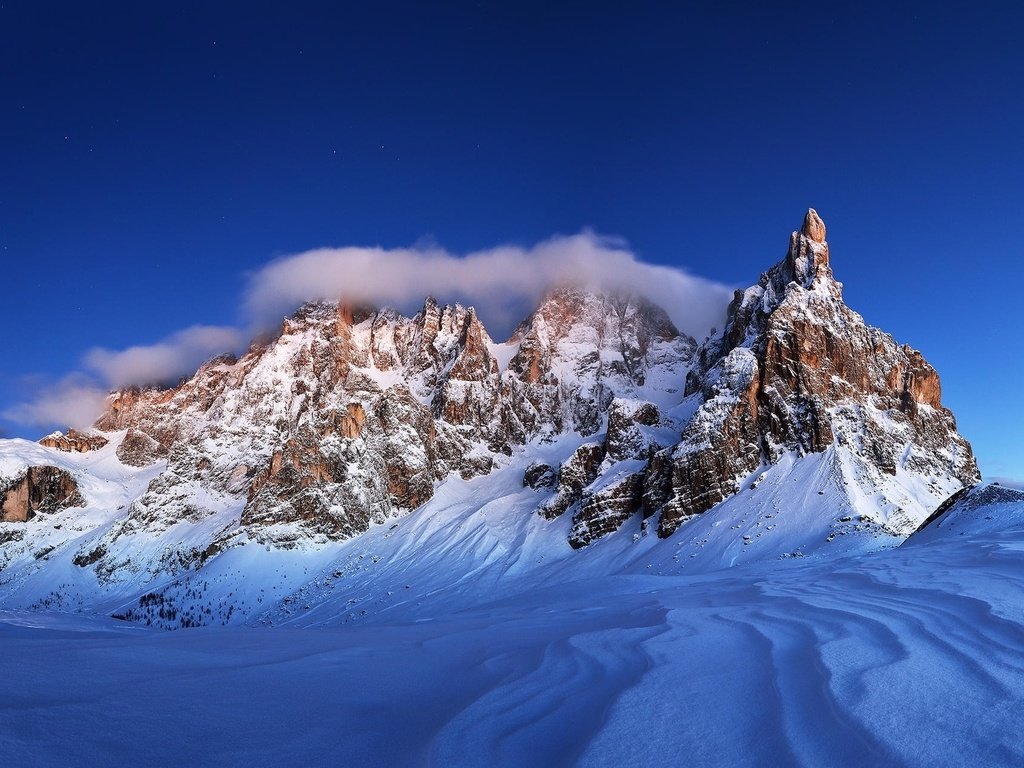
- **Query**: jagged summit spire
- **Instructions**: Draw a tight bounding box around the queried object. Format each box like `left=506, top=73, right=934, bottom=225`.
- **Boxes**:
left=801, top=208, right=826, bottom=243
left=780, top=207, right=831, bottom=289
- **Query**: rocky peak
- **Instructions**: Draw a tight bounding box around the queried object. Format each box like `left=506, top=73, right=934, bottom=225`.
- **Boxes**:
left=699, top=209, right=840, bottom=384
left=415, top=298, right=497, bottom=384
left=654, top=208, right=979, bottom=538
left=508, top=287, right=692, bottom=385
left=801, top=207, right=826, bottom=243
left=510, top=287, right=681, bottom=346
left=780, top=207, right=832, bottom=291
left=502, top=287, right=695, bottom=438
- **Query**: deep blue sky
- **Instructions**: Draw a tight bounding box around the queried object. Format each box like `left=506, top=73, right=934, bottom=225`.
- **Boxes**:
left=1, top=1, right=1022, bottom=476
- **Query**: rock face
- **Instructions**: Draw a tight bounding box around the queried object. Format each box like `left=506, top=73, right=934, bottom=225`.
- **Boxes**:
left=504, top=290, right=693, bottom=438
left=801, top=207, right=826, bottom=243
left=116, top=428, right=164, bottom=467
left=1, top=467, right=85, bottom=522
left=569, top=470, right=645, bottom=548
left=83, top=289, right=693, bottom=561
left=523, top=462, right=557, bottom=490
left=605, top=398, right=661, bottom=461
left=38, top=429, right=108, bottom=453
left=646, top=209, right=979, bottom=537
left=538, top=442, right=607, bottom=520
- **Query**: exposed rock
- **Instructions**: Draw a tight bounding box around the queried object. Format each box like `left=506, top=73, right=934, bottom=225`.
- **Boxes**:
left=0, top=528, right=25, bottom=545
left=372, top=387, right=442, bottom=506
left=605, top=398, right=660, bottom=461
left=39, top=429, right=108, bottom=453
left=431, top=307, right=503, bottom=440
left=523, top=462, right=557, bottom=489
left=1, top=466, right=85, bottom=522
left=538, top=442, right=606, bottom=519
left=801, top=207, right=827, bottom=243
left=335, top=403, right=366, bottom=439
left=569, top=471, right=645, bottom=548
left=96, top=388, right=178, bottom=461
left=654, top=209, right=979, bottom=537
left=242, top=430, right=375, bottom=540
left=654, top=348, right=763, bottom=532
left=117, top=429, right=164, bottom=467
left=504, top=289, right=694, bottom=437
left=72, top=544, right=107, bottom=567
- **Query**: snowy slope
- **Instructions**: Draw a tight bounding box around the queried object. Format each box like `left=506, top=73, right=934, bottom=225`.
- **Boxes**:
left=0, top=427, right=980, bottom=629
left=907, top=481, right=1024, bottom=543
left=4, top=514, right=1024, bottom=766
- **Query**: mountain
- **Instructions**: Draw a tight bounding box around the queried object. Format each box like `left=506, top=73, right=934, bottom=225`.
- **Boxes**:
left=0, top=210, right=982, bottom=627
left=650, top=208, right=978, bottom=537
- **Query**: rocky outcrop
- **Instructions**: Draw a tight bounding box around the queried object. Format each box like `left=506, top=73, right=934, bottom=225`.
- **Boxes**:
left=801, top=207, right=826, bottom=243
left=569, top=471, right=645, bottom=548
left=1, top=467, right=84, bottom=522
left=39, top=429, right=108, bottom=453
left=538, top=442, right=606, bottom=519
left=648, top=209, right=979, bottom=537
left=117, top=429, right=164, bottom=467
left=523, top=462, right=557, bottom=489
left=605, top=398, right=660, bottom=461
left=649, top=348, right=763, bottom=532
left=242, top=429, right=379, bottom=540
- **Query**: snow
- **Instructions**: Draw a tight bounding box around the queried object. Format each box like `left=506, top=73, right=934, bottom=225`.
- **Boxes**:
left=0, top=428, right=953, bottom=626
left=0, top=283, right=1002, bottom=762
left=907, top=481, right=1024, bottom=543
left=0, top=426, right=1020, bottom=765
left=4, top=514, right=1024, bottom=766
left=486, top=340, right=521, bottom=373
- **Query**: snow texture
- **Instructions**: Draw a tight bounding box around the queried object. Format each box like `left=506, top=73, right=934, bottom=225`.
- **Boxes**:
left=2, top=493, right=1024, bottom=766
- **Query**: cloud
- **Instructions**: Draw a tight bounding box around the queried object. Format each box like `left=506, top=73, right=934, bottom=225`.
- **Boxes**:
left=2, top=376, right=109, bottom=431
left=83, top=325, right=246, bottom=389
left=2, top=232, right=735, bottom=435
left=243, top=232, right=734, bottom=340
left=2, top=326, right=245, bottom=431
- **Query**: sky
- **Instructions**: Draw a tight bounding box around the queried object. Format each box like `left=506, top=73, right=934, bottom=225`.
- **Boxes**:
left=1, top=1, right=1022, bottom=476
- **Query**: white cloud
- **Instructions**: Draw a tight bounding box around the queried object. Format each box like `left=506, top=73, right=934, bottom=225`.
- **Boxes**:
left=2, top=232, right=735, bottom=435
left=83, top=325, right=246, bottom=389
left=2, top=377, right=109, bottom=431
left=243, top=232, right=734, bottom=340
left=2, top=326, right=246, bottom=431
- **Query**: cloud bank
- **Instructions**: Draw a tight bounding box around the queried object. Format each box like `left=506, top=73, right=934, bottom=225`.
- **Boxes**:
left=2, top=376, right=110, bottom=431
left=83, top=325, right=246, bottom=389
left=243, top=232, right=733, bottom=340
left=3, top=326, right=245, bottom=430
left=4, top=232, right=734, bottom=432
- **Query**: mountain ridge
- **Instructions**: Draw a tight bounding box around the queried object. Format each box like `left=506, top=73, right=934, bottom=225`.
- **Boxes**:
left=0, top=210, right=983, bottom=628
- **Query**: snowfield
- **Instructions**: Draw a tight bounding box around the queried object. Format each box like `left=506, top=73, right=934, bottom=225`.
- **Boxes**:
left=3, top=505, right=1024, bottom=767
left=0, top=430, right=960, bottom=626
left=0, top=357, right=1012, bottom=767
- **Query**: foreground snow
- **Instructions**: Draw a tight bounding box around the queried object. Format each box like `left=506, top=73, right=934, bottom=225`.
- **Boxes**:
left=3, top=517, right=1024, bottom=767
left=0, top=430, right=946, bottom=626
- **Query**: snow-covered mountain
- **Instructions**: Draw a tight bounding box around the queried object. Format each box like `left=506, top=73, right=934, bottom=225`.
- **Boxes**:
left=0, top=210, right=984, bottom=627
